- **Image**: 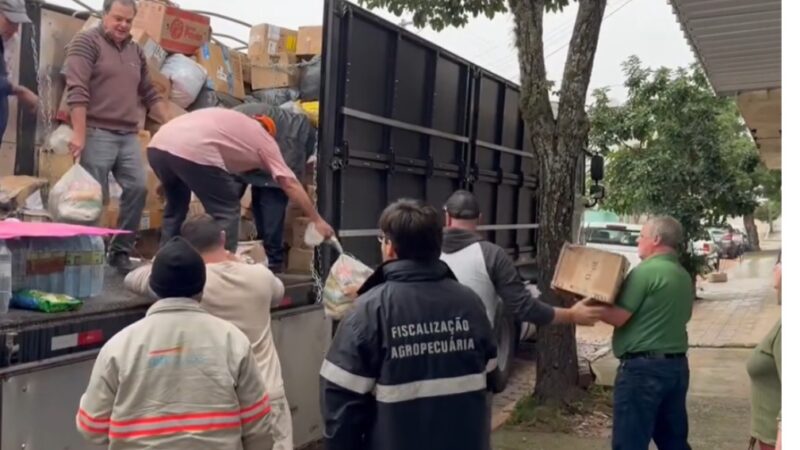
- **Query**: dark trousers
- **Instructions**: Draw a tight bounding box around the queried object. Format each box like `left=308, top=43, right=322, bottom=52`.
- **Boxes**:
left=147, top=148, right=241, bottom=251
left=251, top=186, right=289, bottom=271
left=612, top=356, right=691, bottom=450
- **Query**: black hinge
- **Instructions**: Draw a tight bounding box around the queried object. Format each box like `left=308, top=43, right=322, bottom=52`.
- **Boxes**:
left=334, top=0, right=350, bottom=17
left=331, top=141, right=350, bottom=171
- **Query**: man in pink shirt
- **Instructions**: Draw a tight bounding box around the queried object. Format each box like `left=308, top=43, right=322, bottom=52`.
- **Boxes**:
left=147, top=107, right=334, bottom=251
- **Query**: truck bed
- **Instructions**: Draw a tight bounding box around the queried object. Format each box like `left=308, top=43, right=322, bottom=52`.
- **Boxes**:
left=0, top=268, right=317, bottom=368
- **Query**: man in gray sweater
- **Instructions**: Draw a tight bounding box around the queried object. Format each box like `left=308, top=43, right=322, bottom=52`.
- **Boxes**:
left=440, top=190, right=603, bottom=328
left=63, top=0, right=170, bottom=273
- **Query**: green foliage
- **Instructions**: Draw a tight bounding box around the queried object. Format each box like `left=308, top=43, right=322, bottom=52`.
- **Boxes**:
left=356, top=0, right=571, bottom=31
left=589, top=57, right=763, bottom=248
left=754, top=200, right=781, bottom=223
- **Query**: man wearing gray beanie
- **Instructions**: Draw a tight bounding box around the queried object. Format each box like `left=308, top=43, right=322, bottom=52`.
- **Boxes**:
left=76, top=237, right=273, bottom=449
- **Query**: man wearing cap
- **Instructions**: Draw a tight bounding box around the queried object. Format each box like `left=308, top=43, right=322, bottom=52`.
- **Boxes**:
left=0, top=0, right=38, bottom=143
left=233, top=103, right=317, bottom=273
left=147, top=107, right=334, bottom=252
left=63, top=0, right=172, bottom=273
left=76, top=237, right=273, bottom=449
left=440, top=190, right=603, bottom=332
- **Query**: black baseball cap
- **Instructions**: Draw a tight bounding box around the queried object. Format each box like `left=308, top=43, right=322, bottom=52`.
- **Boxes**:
left=444, top=190, right=480, bottom=220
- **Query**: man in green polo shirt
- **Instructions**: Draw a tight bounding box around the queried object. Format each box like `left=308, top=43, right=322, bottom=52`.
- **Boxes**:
left=598, top=216, right=694, bottom=450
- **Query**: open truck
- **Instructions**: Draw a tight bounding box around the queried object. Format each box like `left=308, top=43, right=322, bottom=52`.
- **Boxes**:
left=1, top=0, right=556, bottom=447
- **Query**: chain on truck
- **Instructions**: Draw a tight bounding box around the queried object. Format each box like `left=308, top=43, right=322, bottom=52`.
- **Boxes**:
left=0, top=0, right=598, bottom=448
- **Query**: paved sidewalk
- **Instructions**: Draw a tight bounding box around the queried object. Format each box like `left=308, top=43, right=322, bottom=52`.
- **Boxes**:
left=691, top=252, right=780, bottom=347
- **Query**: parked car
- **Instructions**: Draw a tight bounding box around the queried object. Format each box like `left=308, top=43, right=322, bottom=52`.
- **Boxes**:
left=581, top=222, right=642, bottom=270
left=714, top=228, right=745, bottom=259
left=692, top=229, right=721, bottom=271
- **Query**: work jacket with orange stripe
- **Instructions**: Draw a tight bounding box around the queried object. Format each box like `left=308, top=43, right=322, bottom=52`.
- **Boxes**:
left=320, top=259, right=498, bottom=450
left=76, top=298, right=273, bottom=450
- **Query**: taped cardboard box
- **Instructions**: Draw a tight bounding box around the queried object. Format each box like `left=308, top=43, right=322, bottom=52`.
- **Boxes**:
left=195, top=42, right=246, bottom=100
left=251, top=53, right=298, bottom=90
left=131, top=28, right=168, bottom=68
left=287, top=247, right=314, bottom=274
left=0, top=176, right=47, bottom=209
left=290, top=216, right=312, bottom=249
left=297, top=26, right=323, bottom=56
left=133, top=1, right=211, bottom=55
left=249, top=23, right=297, bottom=63
left=233, top=51, right=252, bottom=84
left=37, top=150, right=74, bottom=191
left=551, top=244, right=630, bottom=304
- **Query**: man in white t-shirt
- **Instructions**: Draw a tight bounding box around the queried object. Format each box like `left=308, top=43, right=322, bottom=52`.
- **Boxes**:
left=124, top=215, right=293, bottom=449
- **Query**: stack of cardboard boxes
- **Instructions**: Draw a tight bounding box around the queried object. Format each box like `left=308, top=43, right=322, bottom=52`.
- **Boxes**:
left=38, top=3, right=325, bottom=263
left=248, top=24, right=323, bottom=90
left=283, top=161, right=318, bottom=274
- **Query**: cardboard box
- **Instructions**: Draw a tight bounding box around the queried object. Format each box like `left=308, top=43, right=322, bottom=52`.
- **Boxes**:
left=233, top=51, right=252, bottom=84
left=249, top=23, right=297, bottom=63
left=236, top=241, right=268, bottom=266
left=147, top=64, right=171, bottom=100
left=297, top=26, right=323, bottom=56
left=79, top=16, right=101, bottom=33
left=287, top=247, right=314, bottom=274
left=147, top=100, right=187, bottom=126
left=37, top=150, right=74, bottom=191
left=133, top=1, right=211, bottom=55
left=101, top=202, right=161, bottom=230
left=0, top=176, right=47, bottom=208
left=551, top=244, right=630, bottom=304
left=195, top=42, right=246, bottom=100
left=251, top=53, right=298, bottom=90
left=290, top=216, right=312, bottom=249
left=131, top=28, right=168, bottom=68
left=708, top=272, right=728, bottom=283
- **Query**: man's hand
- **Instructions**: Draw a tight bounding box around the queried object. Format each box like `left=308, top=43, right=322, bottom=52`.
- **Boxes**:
left=69, top=131, right=86, bottom=159
left=15, top=86, right=39, bottom=113
left=314, top=218, right=335, bottom=240
left=569, top=297, right=606, bottom=326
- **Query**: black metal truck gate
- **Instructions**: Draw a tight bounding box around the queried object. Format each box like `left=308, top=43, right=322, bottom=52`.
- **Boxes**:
left=318, top=0, right=539, bottom=272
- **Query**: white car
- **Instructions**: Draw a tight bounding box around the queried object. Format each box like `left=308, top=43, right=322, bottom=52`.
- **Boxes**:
left=580, top=222, right=642, bottom=270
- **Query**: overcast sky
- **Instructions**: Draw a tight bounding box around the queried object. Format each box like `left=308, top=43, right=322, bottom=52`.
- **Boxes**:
left=48, top=0, right=696, bottom=103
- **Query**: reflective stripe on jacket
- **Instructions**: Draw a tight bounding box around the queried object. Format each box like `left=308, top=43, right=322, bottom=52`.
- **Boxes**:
left=76, top=298, right=272, bottom=450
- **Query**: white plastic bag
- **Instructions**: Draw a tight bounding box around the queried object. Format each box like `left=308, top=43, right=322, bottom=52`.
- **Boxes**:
left=161, top=54, right=208, bottom=108
left=48, top=164, right=102, bottom=224
left=47, top=124, right=74, bottom=155
left=323, top=254, right=373, bottom=320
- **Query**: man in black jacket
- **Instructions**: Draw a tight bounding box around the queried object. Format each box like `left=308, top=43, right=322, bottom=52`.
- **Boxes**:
left=440, top=190, right=603, bottom=328
left=320, top=198, right=497, bottom=450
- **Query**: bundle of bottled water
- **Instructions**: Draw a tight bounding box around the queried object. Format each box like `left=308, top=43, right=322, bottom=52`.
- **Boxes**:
left=0, top=236, right=106, bottom=302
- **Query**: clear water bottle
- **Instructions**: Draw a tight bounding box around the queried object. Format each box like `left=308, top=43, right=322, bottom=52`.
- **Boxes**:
left=48, top=238, right=66, bottom=294
left=90, top=236, right=105, bottom=297
left=7, top=238, right=27, bottom=291
left=78, top=236, right=93, bottom=299
left=1, top=240, right=12, bottom=314
left=64, top=237, right=80, bottom=298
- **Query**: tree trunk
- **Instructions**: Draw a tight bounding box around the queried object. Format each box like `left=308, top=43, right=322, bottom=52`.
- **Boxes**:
left=744, top=213, right=760, bottom=251
left=510, top=0, right=607, bottom=404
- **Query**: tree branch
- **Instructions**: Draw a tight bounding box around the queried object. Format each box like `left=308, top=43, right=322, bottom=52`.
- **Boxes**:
left=556, top=0, right=608, bottom=147
left=510, top=0, right=555, bottom=151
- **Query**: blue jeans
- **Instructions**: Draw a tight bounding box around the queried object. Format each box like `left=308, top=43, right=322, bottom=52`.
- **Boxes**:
left=612, top=356, right=691, bottom=450
left=80, top=128, right=147, bottom=255
left=251, top=186, right=289, bottom=271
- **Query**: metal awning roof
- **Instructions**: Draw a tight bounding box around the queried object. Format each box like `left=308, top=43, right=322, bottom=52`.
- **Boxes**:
left=669, top=0, right=781, bottom=169
left=669, top=0, right=781, bottom=96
